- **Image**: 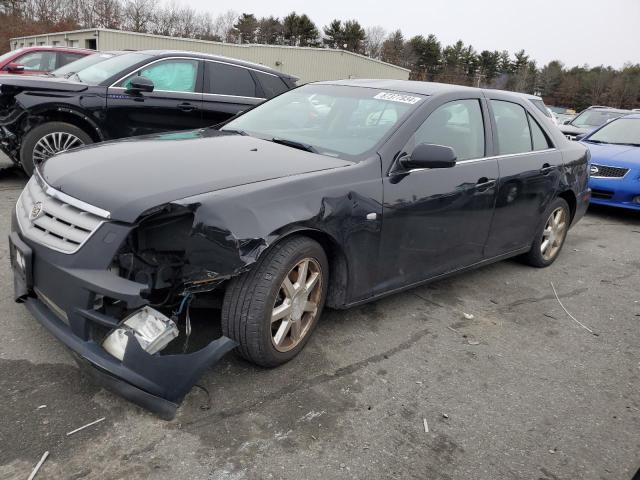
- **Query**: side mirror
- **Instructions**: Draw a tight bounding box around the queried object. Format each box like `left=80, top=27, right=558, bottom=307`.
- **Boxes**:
left=400, top=143, right=457, bottom=170
left=6, top=63, right=25, bottom=73
left=574, top=133, right=586, bottom=141
left=563, top=119, right=571, bottom=125
left=126, top=76, right=154, bottom=94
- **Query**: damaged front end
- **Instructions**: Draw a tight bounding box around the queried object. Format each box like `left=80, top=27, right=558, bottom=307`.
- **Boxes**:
left=11, top=176, right=241, bottom=419
left=0, top=85, right=27, bottom=163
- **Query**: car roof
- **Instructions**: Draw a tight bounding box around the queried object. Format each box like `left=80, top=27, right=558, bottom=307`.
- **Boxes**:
left=13, top=46, right=95, bottom=53
left=314, top=79, right=535, bottom=102
left=136, top=50, right=295, bottom=79
left=586, top=106, right=632, bottom=113
left=621, top=113, right=640, bottom=119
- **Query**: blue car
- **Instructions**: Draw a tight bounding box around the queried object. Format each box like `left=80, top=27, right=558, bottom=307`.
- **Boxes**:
left=580, top=114, right=640, bottom=210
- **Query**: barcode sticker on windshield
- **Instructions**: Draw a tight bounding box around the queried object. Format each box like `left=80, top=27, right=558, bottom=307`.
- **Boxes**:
left=374, top=92, right=422, bottom=104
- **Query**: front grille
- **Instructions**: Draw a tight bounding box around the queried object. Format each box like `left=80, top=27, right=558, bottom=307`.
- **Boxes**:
left=591, top=189, right=614, bottom=199
left=16, top=177, right=104, bottom=253
left=591, top=164, right=629, bottom=178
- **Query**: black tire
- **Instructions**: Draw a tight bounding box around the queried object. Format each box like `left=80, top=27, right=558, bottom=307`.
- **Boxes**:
left=20, top=122, right=93, bottom=176
left=222, top=236, right=329, bottom=367
left=521, top=197, right=571, bottom=268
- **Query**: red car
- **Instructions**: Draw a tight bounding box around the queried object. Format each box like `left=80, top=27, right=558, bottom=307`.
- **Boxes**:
left=0, top=46, right=94, bottom=75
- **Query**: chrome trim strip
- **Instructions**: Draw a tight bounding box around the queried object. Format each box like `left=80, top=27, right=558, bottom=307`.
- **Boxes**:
left=392, top=148, right=558, bottom=175
left=34, top=169, right=111, bottom=219
left=109, top=55, right=277, bottom=98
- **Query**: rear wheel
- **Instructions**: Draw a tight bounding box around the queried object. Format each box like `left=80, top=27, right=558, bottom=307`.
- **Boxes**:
left=521, top=197, right=570, bottom=267
left=20, top=122, right=93, bottom=175
left=221, top=236, right=328, bottom=367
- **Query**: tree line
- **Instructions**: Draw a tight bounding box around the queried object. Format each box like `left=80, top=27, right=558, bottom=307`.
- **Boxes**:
left=1, top=0, right=638, bottom=110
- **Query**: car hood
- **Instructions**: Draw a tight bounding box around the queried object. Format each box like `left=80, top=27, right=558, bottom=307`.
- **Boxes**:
left=0, top=74, right=88, bottom=93
left=40, top=130, right=353, bottom=222
left=582, top=142, right=640, bottom=169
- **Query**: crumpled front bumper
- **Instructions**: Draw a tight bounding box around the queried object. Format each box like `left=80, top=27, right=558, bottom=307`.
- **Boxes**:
left=10, top=218, right=237, bottom=419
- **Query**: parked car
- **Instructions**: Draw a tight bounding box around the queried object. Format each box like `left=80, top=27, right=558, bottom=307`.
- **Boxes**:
left=0, top=46, right=93, bottom=76
left=580, top=113, right=640, bottom=210
left=560, top=106, right=632, bottom=140
left=10, top=80, right=590, bottom=418
left=45, top=51, right=125, bottom=79
left=520, top=93, right=559, bottom=126
left=0, top=50, right=297, bottom=174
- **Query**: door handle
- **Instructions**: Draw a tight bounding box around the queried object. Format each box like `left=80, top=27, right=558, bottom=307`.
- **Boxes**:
left=540, top=163, right=555, bottom=175
left=177, top=102, right=197, bottom=112
left=476, top=177, right=496, bottom=191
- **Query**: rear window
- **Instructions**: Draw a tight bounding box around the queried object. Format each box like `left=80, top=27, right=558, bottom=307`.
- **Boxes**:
left=58, top=52, right=86, bottom=68
left=205, top=62, right=257, bottom=97
left=255, top=71, right=289, bottom=98
left=531, top=99, right=552, bottom=118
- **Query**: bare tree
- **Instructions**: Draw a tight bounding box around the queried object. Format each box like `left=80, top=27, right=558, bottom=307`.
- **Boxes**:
left=365, top=25, right=385, bottom=59
left=212, top=9, right=237, bottom=43
left=122, top=0, right=153, bottom=33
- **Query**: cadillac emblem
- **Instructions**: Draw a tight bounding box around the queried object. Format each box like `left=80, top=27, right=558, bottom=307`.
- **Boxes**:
left=29, top=201, right=44, bottom=220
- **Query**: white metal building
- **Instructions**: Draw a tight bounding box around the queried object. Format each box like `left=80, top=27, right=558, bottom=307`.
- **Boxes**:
left=10, top=28, right=410, bottom=83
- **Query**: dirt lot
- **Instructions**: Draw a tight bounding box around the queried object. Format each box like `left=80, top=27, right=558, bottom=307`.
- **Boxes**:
left=0, top=156, right=638, bottom=480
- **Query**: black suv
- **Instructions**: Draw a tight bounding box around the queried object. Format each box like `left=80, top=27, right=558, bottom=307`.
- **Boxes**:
left=0, top=50, right=297, bottom=174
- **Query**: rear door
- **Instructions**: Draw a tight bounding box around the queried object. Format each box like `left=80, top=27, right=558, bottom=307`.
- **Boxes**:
left=105, top=57, right=204, bottom=138
left=378, top=95, right=499, bottom=293
left=201, top=60, right=265, bottom=126
left=483, top=95, right=562, bottom=257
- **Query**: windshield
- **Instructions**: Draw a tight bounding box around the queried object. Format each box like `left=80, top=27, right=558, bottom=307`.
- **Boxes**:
left=571, top=109, right=628, bottom=128
left=221, top=84, right=423, bottom=159
left=51, top=52, right=116, bottom=77
left=586, top=117, right=640, bottom=146
left=71, top=52, right=151, bottom=85
left=0, top=49, right=21, bottom=64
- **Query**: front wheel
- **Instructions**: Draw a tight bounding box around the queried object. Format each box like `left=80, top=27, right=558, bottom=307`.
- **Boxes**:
left=20, top=122, right=93, bottom=175
left=221, top=236, right=329, bottom=367
left=521, top=197, right=571, bottom=267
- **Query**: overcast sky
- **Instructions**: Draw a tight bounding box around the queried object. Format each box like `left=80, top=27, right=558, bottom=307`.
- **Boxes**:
left=187, top=0, right=640, bottom=68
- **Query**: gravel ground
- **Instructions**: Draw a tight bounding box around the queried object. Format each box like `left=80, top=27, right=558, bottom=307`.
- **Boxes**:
left=0, top=154, right=638, bottom=480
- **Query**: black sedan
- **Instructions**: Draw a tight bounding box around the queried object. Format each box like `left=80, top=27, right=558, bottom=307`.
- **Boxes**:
left=0, top=50, right=297, bottom=174
left=10, top=80, right=591, bottom=418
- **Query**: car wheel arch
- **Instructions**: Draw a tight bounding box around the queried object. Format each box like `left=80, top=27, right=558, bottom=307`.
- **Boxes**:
left=253, top=227, right=350, bottom=309
left=25, top=106, right=104, bottom=143
left=558, top=189, right=577, bottom=223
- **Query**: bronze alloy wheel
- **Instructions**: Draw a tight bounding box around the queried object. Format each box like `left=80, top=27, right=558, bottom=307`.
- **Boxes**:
left=540, top=206, right=568, bottom=261
left=271, top=258, right=322, bottom=352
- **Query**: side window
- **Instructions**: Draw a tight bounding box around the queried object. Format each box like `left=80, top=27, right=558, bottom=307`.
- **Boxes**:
left=410, top=99, right=485, bottom=161
left=205, top=62, right=257, bottom=97
left=491, top=100, right=533, bottom=155
left=121, top=59, right=199, bottom=93
left=528, top=113, right=553, bottom=150
left=254, top=71, right=288, bottom=98
left=14, top=51, right=57, bottom=71
left=58, top=52, right=85, bottom=68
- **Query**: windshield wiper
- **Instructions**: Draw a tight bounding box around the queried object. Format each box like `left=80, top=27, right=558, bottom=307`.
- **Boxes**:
left=222, top=128, right=248, bottom=135
left=271, top=137, right=318, bottom=153
left=612, top=142, right=640, bottom=147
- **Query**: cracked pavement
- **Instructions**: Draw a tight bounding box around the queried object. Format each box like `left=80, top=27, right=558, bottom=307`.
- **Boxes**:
left=0, top=156, right=638, bottom=480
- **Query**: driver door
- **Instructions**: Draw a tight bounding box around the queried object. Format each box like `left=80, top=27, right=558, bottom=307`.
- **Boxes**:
left=377, top=97, right=499, bottom=293
left=105, top=58, right=204, bottom=139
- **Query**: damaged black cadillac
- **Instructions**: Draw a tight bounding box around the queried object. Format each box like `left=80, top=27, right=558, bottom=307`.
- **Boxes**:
left=9, top=80, right=591, bottom=418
